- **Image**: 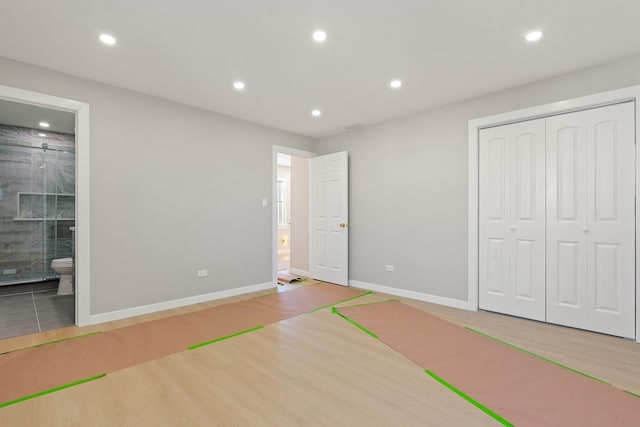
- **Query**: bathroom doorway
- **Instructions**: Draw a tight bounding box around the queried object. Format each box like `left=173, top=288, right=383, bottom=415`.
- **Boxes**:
left=272, top=146, right=313, bottom=288
left=0, top=86, right=90, bottom=338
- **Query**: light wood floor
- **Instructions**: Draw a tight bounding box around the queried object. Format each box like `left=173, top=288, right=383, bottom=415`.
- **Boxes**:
left=2, top=283, right=640, bottom=426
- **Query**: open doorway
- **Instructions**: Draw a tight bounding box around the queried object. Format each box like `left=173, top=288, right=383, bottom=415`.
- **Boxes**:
left=0, top=84, right=90, bottom=330
left=272, top=146, right=314, bottom=289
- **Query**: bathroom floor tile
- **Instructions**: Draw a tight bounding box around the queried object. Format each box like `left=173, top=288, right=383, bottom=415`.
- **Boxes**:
left=0, top=293, right=36, bottom=315
left=39, top=318, right=74, bottom=333
left=33, top=291, right=75, bottom=325
left=0, top=282, right=75, bottom=340
left=0, top=323, right=40, bottom=340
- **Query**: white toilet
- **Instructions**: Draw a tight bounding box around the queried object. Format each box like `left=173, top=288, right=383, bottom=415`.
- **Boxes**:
left=51, top=257, right=74, bottom=295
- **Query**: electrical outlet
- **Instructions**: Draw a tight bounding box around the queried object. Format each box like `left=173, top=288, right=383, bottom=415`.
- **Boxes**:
left=385, top=265, right=394, bottom=272
left=197, top=269, right=208, bottom=277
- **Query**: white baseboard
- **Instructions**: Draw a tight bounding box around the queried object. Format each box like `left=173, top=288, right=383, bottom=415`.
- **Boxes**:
left=288, top=268, right=310, bottom=277
left=348, top=280, right=471, bottom=311
left=82, top=281, right=275, bottom=326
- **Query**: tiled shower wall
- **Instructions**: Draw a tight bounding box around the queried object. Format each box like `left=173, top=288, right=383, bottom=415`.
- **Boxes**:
left=0, top=125, right=75, bottom=285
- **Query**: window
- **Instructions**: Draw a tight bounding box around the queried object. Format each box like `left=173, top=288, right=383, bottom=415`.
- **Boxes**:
left=277, top=179, right=287, bottom=227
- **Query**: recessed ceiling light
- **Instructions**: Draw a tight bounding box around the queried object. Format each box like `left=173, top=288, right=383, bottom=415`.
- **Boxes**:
left=99, top=33, right=116, bottom=45
left=38, top=133, right=47, bottom=137
left=39, top=122, right=50, bottom=128
left=525, top=30, right=543, bottom=42
left=390, top=79, right=403, bottom=89
left=233, top=81, right=245, bottom=90
left=312, top=30, right=327, bottom=42
left=311, top=109, right=322, bottom=117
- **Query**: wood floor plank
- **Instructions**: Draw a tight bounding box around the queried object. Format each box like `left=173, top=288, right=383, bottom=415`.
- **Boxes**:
left=0, top=310, right=499, bottom=426
left=2, top=282, right=640, bottom=425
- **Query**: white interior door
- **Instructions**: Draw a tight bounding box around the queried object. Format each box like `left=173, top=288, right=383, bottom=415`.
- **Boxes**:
left=547, top=102, right=635, bottom=338
left=479, top=119, right=546, bottom=320
left=309, top=151, right=349, bottom=286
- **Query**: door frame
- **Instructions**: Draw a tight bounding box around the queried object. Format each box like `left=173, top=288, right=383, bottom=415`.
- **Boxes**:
left=271, top=145, right=316, bottom=285
left=0, top=85, right=91, bottom=326
left=468, top=84, right=640, bottom=342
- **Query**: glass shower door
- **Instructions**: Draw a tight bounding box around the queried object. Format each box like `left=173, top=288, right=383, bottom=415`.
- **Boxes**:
left=0, top=131, right=75, bottom=286
left=0, top=143, right=48, bottom=284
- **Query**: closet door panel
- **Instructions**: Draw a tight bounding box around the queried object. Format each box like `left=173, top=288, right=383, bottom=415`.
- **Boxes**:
left=479, top=120, right=545, bottom=320
left=547, top=102, right=635, bottom=338
left=546, top=111, right=589, bottom=329
left=479, top=126, right=511, bottom=313
left=586, top=102, right=635, bottom=338
left=509, top=120, right=546, bottom=320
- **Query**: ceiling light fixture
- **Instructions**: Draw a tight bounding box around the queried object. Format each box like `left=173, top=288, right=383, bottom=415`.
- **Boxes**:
left=390, top=79, right=403, bottom=89
left=525, top=30, right=543, bottom=42
left=39, top=122, right=50, bottom=128
left=312, top=30, right=327, bottom=42
left=99, top=33, right=117, bottom=45
left=311, top=109, right=322, bottom=117
left=233, top=81, right=245, bottom=90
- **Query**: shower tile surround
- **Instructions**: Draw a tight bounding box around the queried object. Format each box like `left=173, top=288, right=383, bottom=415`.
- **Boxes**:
left=0, top=125, right=75, bottom=285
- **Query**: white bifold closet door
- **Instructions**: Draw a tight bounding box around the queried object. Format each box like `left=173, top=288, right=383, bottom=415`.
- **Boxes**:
left=546, top=102, right=635, bottom=338
left=479, top=119, right=546, bottom=321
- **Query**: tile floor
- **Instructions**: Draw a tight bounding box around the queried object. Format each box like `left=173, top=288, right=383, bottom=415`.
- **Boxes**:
left=0, top=281, right=75, bottom=340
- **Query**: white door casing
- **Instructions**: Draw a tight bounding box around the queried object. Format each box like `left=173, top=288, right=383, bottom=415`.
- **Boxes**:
left=479, top=119, right=546, bottom=321
left=309, top=151, right=349, bottom=286
left=547, top=102, right=635, bottom=338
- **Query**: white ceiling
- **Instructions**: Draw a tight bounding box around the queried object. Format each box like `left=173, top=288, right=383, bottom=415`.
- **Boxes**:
left=1, top=1, right=640, bottom=138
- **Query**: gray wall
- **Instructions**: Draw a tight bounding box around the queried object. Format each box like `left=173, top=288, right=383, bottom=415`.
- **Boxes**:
left=316, top=52, right=640, bottom=301
left=0, top=56, right=314, bottom=315
left=3, top=49, right=640, bottom=313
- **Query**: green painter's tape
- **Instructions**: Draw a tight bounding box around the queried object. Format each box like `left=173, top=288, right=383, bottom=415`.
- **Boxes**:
left=188, top=326, right=264, bottom=350
left=333, top=298, right=400, bottom=309
left=624, top=389, right=640, bottom=399
left=307, top=291, right=374, bottom=313
left=0, top=331, right=103, bottom=355
left=466, top=327, right=610, bottom=385
left=0, top=373, right=106, bottom=408
left=332, top=307, right=378, bottom=339
left=425, top=370, right=514, bottom=427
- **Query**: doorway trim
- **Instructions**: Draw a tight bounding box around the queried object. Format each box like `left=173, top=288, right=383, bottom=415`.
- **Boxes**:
left=468, top=84, right=640, bottom=342
left=272, top=145, right=315, bottom=285
left=0, top=85, right=91, bottom=326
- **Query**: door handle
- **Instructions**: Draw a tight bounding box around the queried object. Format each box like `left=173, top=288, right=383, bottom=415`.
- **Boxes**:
left=339, top=223, right=348, bottom=228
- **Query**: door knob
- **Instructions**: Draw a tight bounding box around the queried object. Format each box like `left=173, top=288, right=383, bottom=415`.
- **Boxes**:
left=339, top=223, right=348, bottom=228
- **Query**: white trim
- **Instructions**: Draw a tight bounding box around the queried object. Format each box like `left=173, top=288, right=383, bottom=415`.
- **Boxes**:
left=84, top=281, right=275, bottom=325
left=288, top=268, right=310, bottom=277
left=272, top=145, right=316, bottom=286
left=0, top=85, right=91, bottom=327
left=468, top=84, right=640, bottom=342
left=277, top=249, right=290, bottom=255
left=349, top=280, right=471, bottom=311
